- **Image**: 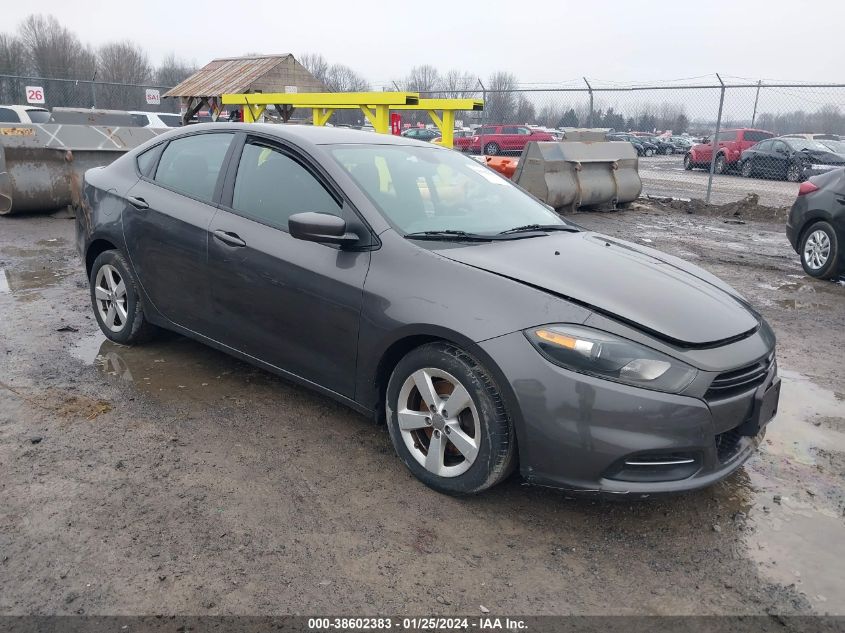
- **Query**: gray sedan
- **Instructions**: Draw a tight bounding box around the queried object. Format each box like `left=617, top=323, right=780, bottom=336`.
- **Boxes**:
left=76, top=124, right=780, bottom=496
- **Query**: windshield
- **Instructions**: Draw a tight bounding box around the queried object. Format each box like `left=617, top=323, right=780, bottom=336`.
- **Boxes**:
left=785, top=138, right=834, bottom=152
left=821, top=140, right=845, bottom=153
left=330, top=144, right=566, bottom=235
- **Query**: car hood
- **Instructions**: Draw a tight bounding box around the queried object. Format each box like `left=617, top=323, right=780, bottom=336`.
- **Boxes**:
left=434, top=231, right=759, bottom=346
left=800, top=149, right=845, bottom=165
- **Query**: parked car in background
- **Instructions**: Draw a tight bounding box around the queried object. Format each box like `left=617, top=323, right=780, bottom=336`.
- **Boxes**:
left=77, top=123, right=780, bottom=496
left=432, top=129, right=475, bottom=150
left=782, top=133, right=842, bottom=141
left=465, top=124, right=555, bottom=155
left=129, top=111, right=182, bottom=128
left=786, top=167, right=844, bottom=279
left=0, top=104, right=51, bottom=124
left=401, top=127, right=440, bottom=142
left=669, top=136, right=694, bottom=153
left=608, top=133, right=655, bottom=157
left=684, top=128, right=774, bottom=173
left=739, top=137, right=845, bottom=182
left=644, top=136, right=675, bottom=155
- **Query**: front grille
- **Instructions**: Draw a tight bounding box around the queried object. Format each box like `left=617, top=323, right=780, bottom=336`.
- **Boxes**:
left=706, top=354, right=774, bottom=398
left=715, top=428, right=744, bottom=463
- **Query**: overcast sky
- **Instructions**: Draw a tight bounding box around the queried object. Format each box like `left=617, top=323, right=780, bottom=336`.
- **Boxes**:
left=5, top=0, right=844, bottom=86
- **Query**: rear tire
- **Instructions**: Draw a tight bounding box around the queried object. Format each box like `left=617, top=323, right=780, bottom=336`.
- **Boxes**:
left=663, top=146, right=673, bottom=155
left=483, top=142, right=500, bottom=156
left=89, top=250, right=158, bottom=344
left=714, top=153, right=727, bottom=174
left=800, top=221, right=841, bottom=279
left=385, top=343, right=516, bottom=495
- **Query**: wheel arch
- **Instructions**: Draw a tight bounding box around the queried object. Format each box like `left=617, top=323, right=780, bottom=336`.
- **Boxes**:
left=367, top=327, right=521, bottom=427
left=85, top=238, right=118, bottom=277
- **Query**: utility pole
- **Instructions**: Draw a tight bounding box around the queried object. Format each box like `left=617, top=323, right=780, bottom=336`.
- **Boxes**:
left=583, top=77, right=594, bottom=127
left=751, top=79, right=762, bottom=126
left=478, top=78, right=487, bottom=153
left=705, top=73, right=726, bottom=205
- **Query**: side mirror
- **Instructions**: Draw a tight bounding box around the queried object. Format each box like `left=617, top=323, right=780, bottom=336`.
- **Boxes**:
left=289, top=212, right=359, bottom=246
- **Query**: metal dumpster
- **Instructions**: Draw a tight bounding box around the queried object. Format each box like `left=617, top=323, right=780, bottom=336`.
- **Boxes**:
left=0, top=123, right=166, bottom=215
left=511, top=141, right=641, bottom=212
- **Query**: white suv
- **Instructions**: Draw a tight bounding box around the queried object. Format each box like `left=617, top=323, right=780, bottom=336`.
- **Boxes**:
left=0, top=105, right=51, bottom=123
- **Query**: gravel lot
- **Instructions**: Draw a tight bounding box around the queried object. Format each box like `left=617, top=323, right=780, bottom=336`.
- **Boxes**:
left=1, top=207, right=843, bottom=617
left=639, top=155, right=800, bottom=206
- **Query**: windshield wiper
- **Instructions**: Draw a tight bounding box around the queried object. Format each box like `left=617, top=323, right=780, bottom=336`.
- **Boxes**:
left=498, top=224, right=581, bottom=235
left=404, top=230, right=495, bottom=242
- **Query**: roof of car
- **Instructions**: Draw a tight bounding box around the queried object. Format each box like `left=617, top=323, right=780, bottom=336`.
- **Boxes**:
left=168, top=122, right=441, bottom=148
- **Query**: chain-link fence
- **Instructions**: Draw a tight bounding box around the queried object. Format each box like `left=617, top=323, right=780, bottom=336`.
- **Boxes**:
left=3, top=73, right=844, bottom=207
left=0, top=74, right=178, bottom=114
left=423, top=80, right=845, bottom=207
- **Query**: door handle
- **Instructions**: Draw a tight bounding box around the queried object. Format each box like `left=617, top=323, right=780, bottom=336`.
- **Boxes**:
left=213, top=229, right=246, bottom=247
left=127, top=196, right=149, bottom=210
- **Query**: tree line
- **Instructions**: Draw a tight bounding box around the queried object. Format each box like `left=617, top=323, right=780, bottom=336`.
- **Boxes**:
left=0, top=14, right=195, bottom=110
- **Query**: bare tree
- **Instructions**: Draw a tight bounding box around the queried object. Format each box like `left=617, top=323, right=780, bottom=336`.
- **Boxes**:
left=0, top=33, right=29, bottom=103
left=18, top=14, right=96, bottom=80
left=98, top=42, right=151, bottom=84
left=155, top=53, right=196, bottom=87
left=403, top=65, right=441, bottom=96
left=485, top=71, right=518, bottom=123
left=441, top=70, right=477, bottom=99
left=299, top=52, right=329, bottom=85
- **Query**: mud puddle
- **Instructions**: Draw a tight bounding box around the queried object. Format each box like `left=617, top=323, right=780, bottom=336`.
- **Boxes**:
left=71, top=332, right=280, bottom=403
left=0, top=262, right=74, bottom=295
left=733, top=370, right=845, bottom=611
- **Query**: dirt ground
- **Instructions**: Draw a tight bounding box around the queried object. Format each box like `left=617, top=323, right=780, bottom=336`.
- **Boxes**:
left=0, top=205, right=843, bottom=617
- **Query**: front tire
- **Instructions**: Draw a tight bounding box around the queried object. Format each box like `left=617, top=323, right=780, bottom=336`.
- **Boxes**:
left=786, top=163, right=803, bottom=183
left=714, top=153, right=727, bottom=174
left=740, top=160, right=753, bottom=178
left=644, top=148, right=655, bottom=157
left=663, top=146, right=673, bottom=155
left=800, top=221, right=841, bottom=279
left=385, top=343, right=516, bottom=495
left=89, top=250, right=158, bottom=344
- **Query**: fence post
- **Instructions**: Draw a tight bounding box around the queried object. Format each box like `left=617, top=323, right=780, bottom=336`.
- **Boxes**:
left=478, top=78, right=486, bottom=154
left=751, top=79, right=762, bottom=126
left=705, top=73, right=726, bottom=205
left=583, top=77, right=594, bottom=127
left=90, top=73, right=97, bottom=109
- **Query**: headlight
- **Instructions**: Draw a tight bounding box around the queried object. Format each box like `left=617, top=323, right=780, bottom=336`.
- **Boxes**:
left=524, top=325, right=697, bottom=393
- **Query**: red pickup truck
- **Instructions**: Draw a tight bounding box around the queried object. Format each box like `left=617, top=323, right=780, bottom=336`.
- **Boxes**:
left=684, top=128, right=774, bottom=173
left=463, top=124, right=555, bottom=155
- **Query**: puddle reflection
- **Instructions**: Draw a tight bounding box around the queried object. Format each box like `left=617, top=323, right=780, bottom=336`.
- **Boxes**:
left=71, top=332, right=279, bottom=402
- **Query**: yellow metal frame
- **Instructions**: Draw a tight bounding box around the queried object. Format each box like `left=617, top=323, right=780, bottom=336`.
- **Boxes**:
left=222, top=92, right=484, bottom=148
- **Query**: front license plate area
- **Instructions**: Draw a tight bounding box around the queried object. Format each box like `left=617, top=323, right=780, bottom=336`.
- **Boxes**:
left=740, top=377, right=781, bottom=437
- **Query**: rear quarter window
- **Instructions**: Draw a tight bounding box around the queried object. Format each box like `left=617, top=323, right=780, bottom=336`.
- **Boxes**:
left=153, top=133, right=233, bottom=203
left=25, top=109, right=50, bottom=123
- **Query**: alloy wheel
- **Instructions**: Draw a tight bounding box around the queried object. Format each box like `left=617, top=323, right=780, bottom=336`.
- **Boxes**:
left=803, top=230, right=831, bottom=270
left=396, top=368, right=480, bottom=478
left=94, top=264, right=128, bottom=333
left=787, top=164, right=802, bottom=182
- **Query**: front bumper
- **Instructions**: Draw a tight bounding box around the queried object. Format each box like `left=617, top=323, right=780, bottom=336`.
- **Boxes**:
left=480, top=331, right=778, bottom=495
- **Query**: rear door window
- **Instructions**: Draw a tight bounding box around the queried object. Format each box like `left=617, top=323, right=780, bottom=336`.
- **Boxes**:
left=153, top=133, right=233, bottom=203
left=231, top=139, right=341, bottom=230
left=502, top=126, right=520, bottom=135
left=754, top=140, right=773, bottom=152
